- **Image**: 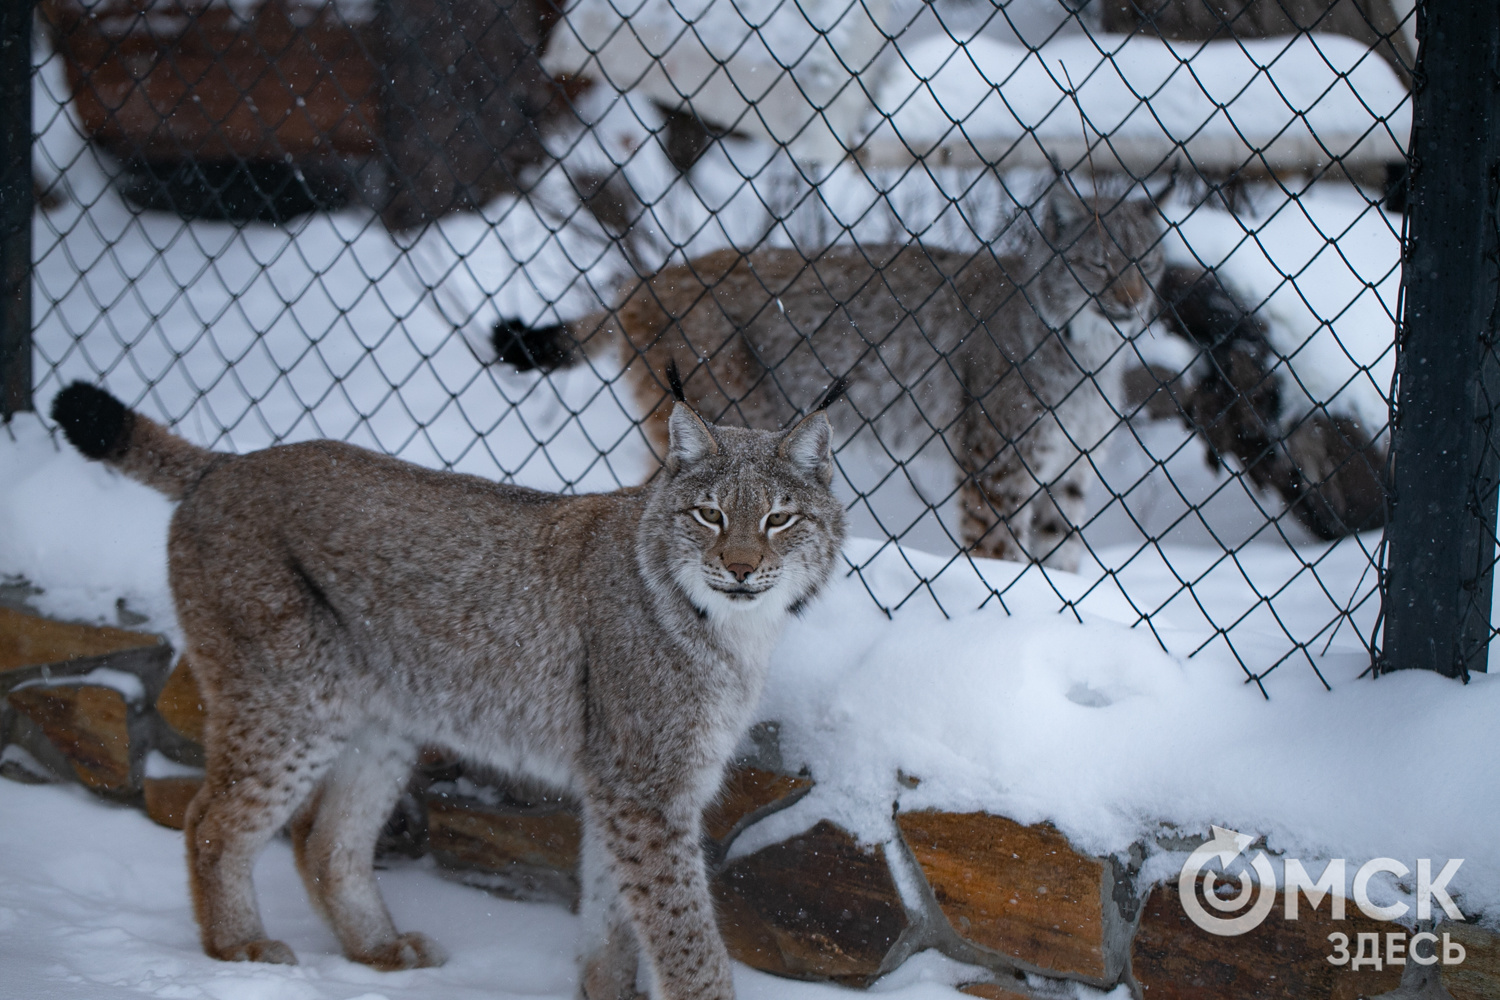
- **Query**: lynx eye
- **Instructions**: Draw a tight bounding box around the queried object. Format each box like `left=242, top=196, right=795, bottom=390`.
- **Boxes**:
left=765, top=511, right=795, bottom=528
left=694, top=507, right=723, bottom=526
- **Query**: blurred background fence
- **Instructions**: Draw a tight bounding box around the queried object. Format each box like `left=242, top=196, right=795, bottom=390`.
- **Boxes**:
left=2, top=0, right=1494, bottom=693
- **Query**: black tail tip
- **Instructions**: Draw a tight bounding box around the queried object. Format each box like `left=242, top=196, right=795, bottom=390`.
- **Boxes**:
left=50, top=382, right=132, bottom=460
left=492, top=319, right=576, bottom=373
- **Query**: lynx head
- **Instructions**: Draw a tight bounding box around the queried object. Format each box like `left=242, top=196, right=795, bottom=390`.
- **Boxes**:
left=1033, top=178, right=1166, bottom=332
left=639, top=387, right=847, bottom=624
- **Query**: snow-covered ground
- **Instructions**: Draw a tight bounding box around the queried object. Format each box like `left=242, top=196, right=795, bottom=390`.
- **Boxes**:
left=4, top=781, right=1104, bottom=1000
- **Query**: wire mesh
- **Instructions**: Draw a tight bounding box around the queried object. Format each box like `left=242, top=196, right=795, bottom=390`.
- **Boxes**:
left=24, top=0, right=1414, bottom=693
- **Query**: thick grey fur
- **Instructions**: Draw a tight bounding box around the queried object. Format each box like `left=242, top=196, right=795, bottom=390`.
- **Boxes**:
left=55, top=384, right=847, bottom=1000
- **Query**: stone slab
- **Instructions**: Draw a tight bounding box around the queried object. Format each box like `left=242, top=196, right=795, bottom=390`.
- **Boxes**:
left=426, top=795, right=581, bottom=903
left=897, top=810, right=1126, bottom=984
left=1132, top=883, right=1403, bottom=999
left=7, top=684, right=134, bottom=792
left=713, top=819, right=909, bottom=984
left=155, top=657, right=206, bottom=745
left=144, top=775, right=203, bottom=830
left=0, top=606, right=160, bottom=674
left=703, top=765, right=812, bottom=847
left=958, top=983, right=1035, bottom=1000
left=1441, top=921, right=1500, bottom=1000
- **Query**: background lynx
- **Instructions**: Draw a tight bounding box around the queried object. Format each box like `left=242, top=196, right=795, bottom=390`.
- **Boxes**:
left=51, top=380, right=847, bottom=1000
left=498, top=181, right=1165, bottom=571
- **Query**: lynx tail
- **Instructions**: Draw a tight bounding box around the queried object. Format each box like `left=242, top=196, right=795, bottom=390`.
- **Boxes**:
left=491, top=319, right=576, bottom=372
left=50, top=382, right=220, bottom=501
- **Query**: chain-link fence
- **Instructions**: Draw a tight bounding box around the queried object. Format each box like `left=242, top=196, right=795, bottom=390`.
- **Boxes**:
left=6, top=0, right=1481, bottom=693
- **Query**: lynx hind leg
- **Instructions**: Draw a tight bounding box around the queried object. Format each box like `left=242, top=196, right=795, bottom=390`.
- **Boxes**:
left=585, top=791, right=733, bottom=1000
left=185, top=706, right=350, bottom=965
left=294, top=730, right=443, bottom=971
left=578, top=822, right=643, bottom=1000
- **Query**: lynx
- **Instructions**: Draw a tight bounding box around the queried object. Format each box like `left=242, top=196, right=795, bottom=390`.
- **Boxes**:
left=497, top=182, right=1164, bottom=571
left=51, top=377, right=847, bottom=1000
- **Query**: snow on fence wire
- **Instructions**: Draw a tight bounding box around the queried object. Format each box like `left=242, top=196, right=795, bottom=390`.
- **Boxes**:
left=3, top=0, right=1490, bottom=692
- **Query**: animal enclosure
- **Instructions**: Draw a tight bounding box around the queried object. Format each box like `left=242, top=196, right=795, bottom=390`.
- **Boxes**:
left=4, top=0, right=1496, bottom=692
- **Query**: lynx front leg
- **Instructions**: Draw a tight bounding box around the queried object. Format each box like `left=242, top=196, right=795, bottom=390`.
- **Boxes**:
left=1026, top=471, right=1091, bottom=572
left=958, top=475, right=1028, bottom=563
left=586, top=793, right=733, bottom=1000
left=578, top=822, right=643, bottom=1000
left=952, top=401, right=1032, bottom=564
left=291, top=729, right=444, bottom=971
left=955, top=406, right=1089, bottom=570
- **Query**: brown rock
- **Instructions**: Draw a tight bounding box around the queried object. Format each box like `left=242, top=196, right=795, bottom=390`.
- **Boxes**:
left=897, top=811, right=1130, bottom=984
left=0, top=606, right=159, bottom=674
left=713, top=819, right=909, bottom=984
left=144, top=775, right=203, bottom=830
left=428, top=797, right=581, bottom=871
left=958, top=983, right=1035, bottom=1000
left=1132, top=882, right=1403, bottom=999
left=703, top=765, right=812, bottom=846
left=155, top=658, right=206, bottom=745
left=1442, top=922, right=1500, bottom=1000
left=6, top=685, right=134, bottom=792
left=426, top=796, right=581, bottom=903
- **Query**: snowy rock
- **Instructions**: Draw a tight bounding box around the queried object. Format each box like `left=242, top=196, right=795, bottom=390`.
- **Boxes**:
left=955, top=983, right=1034, bottom=1000
left=896, top=811, right=1134, bottom=986
left=6, top=685, right=135, bottom=794
left=704, top=766, right=814, bottom=858
left=426, top=795, right=583, bottom=905
left=1132, top=882, right=1402, bottom=998
left=154, top=655, right=206, bottom=745
left=142, top=775, right=202, bottom=830
left=1443, top=922, right=1500, bottom=1000
left=0, top=743, right=61, bottom=784
left=714, top=819, right=911, bottom=983
left=0, top=605, right=162, bottom=679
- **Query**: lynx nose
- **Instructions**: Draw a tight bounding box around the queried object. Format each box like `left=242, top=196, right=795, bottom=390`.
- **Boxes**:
left=722, top=558, right=759, bottom=582
left=1111, top=269, right=1147, bottom=307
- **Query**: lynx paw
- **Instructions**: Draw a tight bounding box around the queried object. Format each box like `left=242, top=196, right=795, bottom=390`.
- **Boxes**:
left=219, top=939, right=298, bottom=965
left=356, top=932, right=448, bottom=971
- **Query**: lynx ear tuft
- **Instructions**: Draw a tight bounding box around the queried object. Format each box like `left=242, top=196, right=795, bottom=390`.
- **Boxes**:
left=665, top=403, right=719, bottom=473
left=815, top=376, right=850, bottom=412
left=665, top=360, right=686, bottom=402
left=780, top=411, right=834, bottom=485
left=1042, top=180, right=1092, bottom=239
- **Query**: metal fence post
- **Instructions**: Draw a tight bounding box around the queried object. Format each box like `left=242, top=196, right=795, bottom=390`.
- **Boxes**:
left=0, top=0, right=33, bottom=419
left=1380, top=0, right=1500, bottom=679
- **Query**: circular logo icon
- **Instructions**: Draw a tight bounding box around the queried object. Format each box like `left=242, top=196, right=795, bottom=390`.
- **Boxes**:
left=1178, top=826, right=1277, bottom=936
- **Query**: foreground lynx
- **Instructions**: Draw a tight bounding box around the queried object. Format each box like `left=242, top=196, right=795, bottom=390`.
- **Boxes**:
left=52, top=377, right=847, bottom=1000
left=498, top=182, right=1163, bottom=570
